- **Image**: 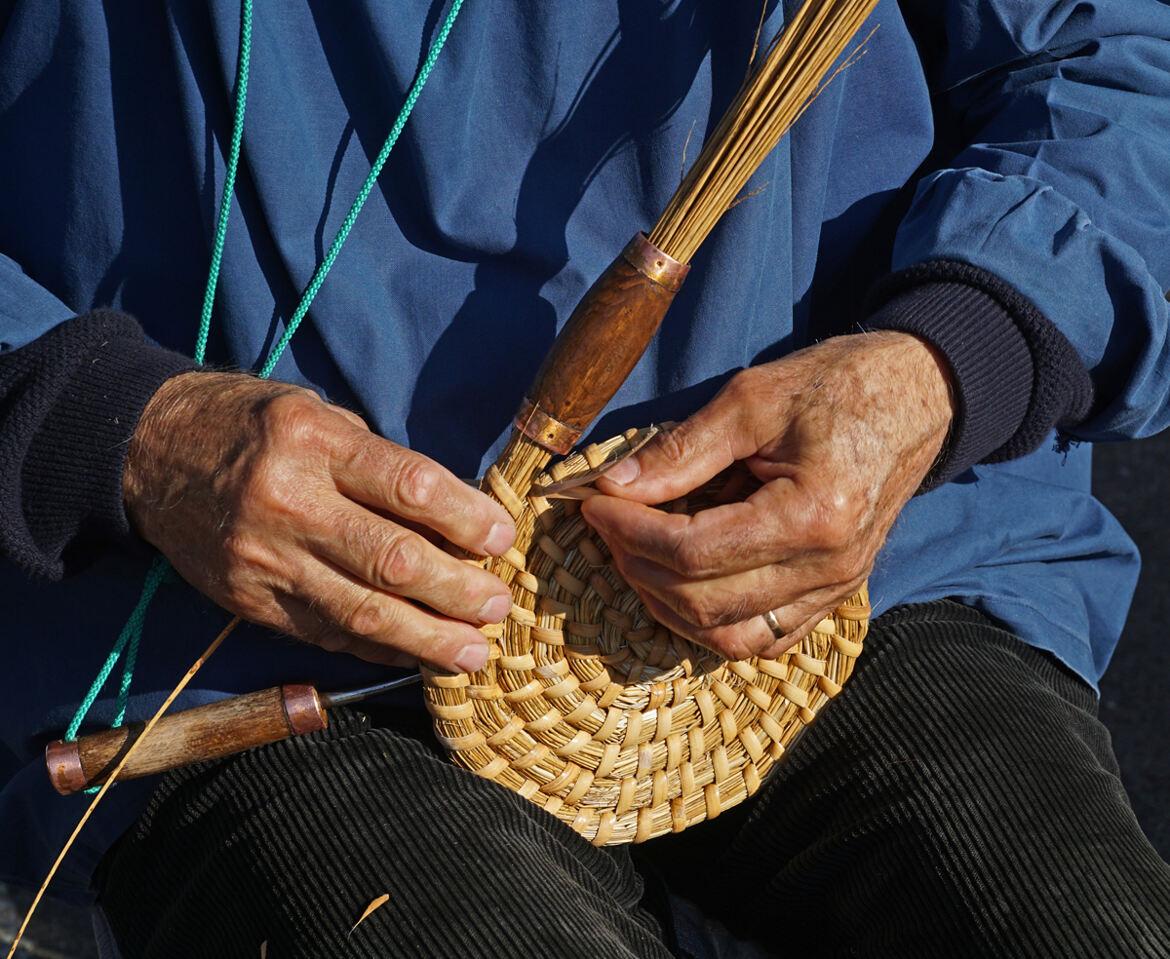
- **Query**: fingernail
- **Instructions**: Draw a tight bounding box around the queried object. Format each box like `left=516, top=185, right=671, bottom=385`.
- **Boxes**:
left=484, top=521, right=514, bottom=555
left=477, top=593, right=511, bottom=624
left=454, top=642, right=489, bottom=673
left=604, top=458, right=639, bottom=485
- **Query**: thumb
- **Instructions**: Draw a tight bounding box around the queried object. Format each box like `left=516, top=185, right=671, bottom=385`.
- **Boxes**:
left=594, top=397, right=747, bottom=504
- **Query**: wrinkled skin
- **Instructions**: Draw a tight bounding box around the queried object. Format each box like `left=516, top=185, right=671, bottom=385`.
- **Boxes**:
left=581, top=331, right=954, bottom=660
left=123, top=330, right=949, bottom=671
left=123, top=372, right=515, bottom=672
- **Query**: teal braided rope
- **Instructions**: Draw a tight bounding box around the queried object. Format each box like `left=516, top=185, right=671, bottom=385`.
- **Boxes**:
left=65, top=0, right=466, bottom=750
left=64, top=556, right=171, bottom=741
left=64, top=0, right=254, bottom=748
left=258, top=0, right=465, bottom=379
left=194, top=0, right=253, bottom=366
left=110, top=560, right=179, bottom=728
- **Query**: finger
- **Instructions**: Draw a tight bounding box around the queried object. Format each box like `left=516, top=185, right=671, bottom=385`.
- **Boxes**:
left=630, top=588, right=779, bottom=661
left=608, top=538, right=864, bottom=635
left=305, top=492, right=512, bottom=627
left=611, top=547, right=806, bottom=627
left=583, top=477, right=858, bottom=580
left=625, top=569, right=862, bottom=662
left=331, top=433, right=515, bottom=557
left=585, top=477, right=814, bottom=577
left=753, top=598, right=855, bottom=659
left=592, top=381, right=759, bottom=504
left=268, top=594, right=419, bottom=669
left=289, top=559, right=492, bottom=673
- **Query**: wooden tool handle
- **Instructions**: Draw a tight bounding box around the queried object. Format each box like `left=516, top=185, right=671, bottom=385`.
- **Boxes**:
left=44, top=684, right=327, bottom=795
left=515, top=233, right=689, bottom=454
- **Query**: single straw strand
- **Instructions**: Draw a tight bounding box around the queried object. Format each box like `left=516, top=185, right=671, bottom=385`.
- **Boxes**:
left=720, top=2, right=871, bottom=226
left=258, top=0, right=465, bottom=380
left=6, top=618, right=242, bottom=959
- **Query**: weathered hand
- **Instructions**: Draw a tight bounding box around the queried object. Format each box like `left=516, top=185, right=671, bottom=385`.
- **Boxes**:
left=123, top=372, right=515, bottom=671
left=581, top=331, right=953, bottom=660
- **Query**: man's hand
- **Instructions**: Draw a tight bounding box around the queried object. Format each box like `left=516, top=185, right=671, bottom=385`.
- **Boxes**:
left=123, top=372, right=516, bottom=672
left=580, top=331, right=954, bottom=660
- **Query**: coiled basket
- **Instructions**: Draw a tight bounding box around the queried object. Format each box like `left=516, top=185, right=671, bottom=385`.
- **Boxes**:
left=422, top=427, right=869, bottom=845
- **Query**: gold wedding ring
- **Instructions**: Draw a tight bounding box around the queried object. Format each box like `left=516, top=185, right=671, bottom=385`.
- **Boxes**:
left=763, top=609, right=785, bottom=640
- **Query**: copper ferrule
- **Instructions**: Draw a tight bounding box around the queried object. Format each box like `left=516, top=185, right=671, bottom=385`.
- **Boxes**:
left=281, top=684, right=328, bottom=736
left=621, top=232, right=689, bottom=292
left=45, top=739, right=87, bottom=796
left=513, top=397, right=580, bottom=455
left=513, top=231, right=689, bottom=455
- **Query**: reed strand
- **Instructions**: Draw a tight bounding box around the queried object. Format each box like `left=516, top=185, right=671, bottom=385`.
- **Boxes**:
left=649, top=0, right=879, bottom=263
left=6, top=618, right=241, bottom=959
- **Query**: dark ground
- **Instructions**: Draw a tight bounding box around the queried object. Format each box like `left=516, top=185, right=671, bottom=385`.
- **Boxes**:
left=3, top=433, right=1168, bottom=956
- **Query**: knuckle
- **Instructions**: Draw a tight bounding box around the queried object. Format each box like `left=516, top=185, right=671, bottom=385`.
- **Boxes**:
left=214, top=539, right=297, bottom=609
left=673, top=591, right=706, bottom=631
left=670, top=534, right=718, bottom=578
left=654, top=426, right=693, bottom=466
left=722, top=369, right=757, bottom=404
left=219, top=530, right=265, bottom=576
left=391, top=457, right=441, bottom=511
left=674, top=591, right=708, bottom=628
left=260, top=390, right=323, bottom=445
left=674, top=589, right=744, bottom=631
left=837, top=546, right=872, bottom=584
left=373, top=530, right=427, bottom=588
left=706, top=627, right=760, bottom=663
left=330, top=404, right=369, bottom=431
left=342, top=592, right=400, bottom=638
left=239, top=458, right=298, bottom=515
left=802, top=491, right=859, bottom=551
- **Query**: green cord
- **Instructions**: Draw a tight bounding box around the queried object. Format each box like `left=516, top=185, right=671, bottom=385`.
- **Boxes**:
left=63, top=556, right=172, bottom=742
left=63, top=0, right=255, bottom=753
left=66, top=0, right=465, bottom=753
left=193, top=0, right=253, bottom=367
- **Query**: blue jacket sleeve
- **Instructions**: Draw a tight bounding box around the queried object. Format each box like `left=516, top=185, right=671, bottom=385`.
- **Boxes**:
left=0, top=253, right=76, bottom=351
left=890, top=0, right=1170, bottom=444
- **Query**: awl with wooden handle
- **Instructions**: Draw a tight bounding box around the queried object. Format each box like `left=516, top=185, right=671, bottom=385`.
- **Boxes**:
left=45, top=673, right=422, bottom=795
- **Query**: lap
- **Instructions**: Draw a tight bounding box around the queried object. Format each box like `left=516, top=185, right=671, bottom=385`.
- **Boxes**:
left=96, top=601, right=1170, bottom=958
left=95, top=708, right=669, bottom=959
left=639, top=600, right=1170, bottom=957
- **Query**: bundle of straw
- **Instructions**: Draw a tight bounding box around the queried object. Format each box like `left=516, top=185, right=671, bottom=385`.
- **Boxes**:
left=423, top=0, right=880, bottom=843
left=650, top=0, right=876, bottom=262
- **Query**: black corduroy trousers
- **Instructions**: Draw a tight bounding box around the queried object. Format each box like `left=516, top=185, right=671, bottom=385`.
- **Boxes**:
left=96, top=601, right=1170, bottom=958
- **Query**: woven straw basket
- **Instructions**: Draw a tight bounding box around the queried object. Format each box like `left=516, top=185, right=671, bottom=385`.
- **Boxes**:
left=422, top=427, right=869, bottom=845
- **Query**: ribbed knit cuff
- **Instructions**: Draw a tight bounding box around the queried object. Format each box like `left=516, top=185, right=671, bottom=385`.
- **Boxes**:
left=2, top=309, right=199, bottom=576
left=863, top=260, right=1093, bottom=486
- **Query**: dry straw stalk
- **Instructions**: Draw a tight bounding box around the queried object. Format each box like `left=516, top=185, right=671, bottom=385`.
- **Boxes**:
left=651, top=0, right=879, bottom=262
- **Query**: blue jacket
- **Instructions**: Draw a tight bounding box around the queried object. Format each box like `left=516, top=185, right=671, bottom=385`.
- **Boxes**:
left=1, top=0, right=1169, bottom=898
